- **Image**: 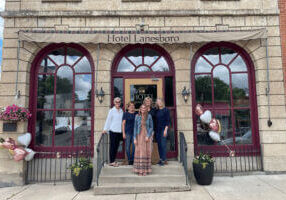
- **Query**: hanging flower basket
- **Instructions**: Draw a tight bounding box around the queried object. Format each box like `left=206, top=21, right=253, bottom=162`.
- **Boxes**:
left=0, top=105, right=32, bottom=122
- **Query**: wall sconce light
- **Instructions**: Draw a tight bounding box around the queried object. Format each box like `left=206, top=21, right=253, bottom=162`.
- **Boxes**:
left=181, top=86, right=190, bottom=102
left=96, top=87, right=105, bottom=104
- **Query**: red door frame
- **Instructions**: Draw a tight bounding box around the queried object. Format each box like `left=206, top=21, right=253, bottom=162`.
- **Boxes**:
left=28, top=43, right=95, bottom=153
left=191, top=42, right=261, bottom=156
left=111, top=44, right=178, bottom=158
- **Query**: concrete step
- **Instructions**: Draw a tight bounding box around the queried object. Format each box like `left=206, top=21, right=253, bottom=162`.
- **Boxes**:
left=94, top=183, right=191, bottom=195
left=99, top=174, right=186, bottom=184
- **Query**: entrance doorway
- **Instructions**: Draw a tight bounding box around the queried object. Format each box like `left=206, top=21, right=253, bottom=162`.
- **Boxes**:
left=111, top=44, right=177, bottom=159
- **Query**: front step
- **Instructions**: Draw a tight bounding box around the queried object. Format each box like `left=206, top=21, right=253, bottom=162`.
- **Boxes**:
left=94, top=161, right=191, bottom=195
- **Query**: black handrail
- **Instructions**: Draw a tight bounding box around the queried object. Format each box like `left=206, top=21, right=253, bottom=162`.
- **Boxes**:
left=96, top=133, right=108, bottom=186
left=179, top=132, right=189, bottom=185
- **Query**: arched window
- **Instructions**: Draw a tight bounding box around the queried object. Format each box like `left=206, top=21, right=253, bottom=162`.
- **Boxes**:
left=191, top=42, right=259, bottom=154
left=29, top=44, right=94, bottom=151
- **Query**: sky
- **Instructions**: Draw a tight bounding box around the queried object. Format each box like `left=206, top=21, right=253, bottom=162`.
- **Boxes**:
left=0, top=0, right=5, bottom=72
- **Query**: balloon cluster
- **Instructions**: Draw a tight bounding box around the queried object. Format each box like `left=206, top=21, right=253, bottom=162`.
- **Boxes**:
left=0, top=133, right=36, bottom=161
left=195, top=104, right=235, bottom=157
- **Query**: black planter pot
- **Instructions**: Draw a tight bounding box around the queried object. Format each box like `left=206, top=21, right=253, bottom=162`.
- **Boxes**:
left=193, top=162, right=214, bottom=185
left=71, top=167, right=93, bottom=191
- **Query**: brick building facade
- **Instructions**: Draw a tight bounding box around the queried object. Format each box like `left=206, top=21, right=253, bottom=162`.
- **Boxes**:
left=0, top=0, right=286, bottom=187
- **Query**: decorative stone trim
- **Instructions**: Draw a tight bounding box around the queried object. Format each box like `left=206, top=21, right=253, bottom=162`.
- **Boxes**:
left=42, top=0, right=81, bottom=2
left=122, top=0, right=161, bottom=2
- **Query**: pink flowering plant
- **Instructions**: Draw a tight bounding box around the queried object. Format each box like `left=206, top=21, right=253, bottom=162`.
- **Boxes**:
left=0, top=105, right=32, bottom=121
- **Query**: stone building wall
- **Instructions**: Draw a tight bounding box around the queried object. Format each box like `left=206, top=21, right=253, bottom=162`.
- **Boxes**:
left=0, top=0, right=286, bottom=187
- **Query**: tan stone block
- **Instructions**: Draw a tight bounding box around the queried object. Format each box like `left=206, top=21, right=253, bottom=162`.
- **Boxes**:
left=174, top=59, right=190, bottom=70
left=259, top=118, right=286, bottom=131
left=268, top=37, right=281, bottom=46
left=61, top=17, right=86, bottom=27
left=260, top=131, right=286, bottom=144
left=0, top=84, right=27, bottom=96
left=258, top=105, right=286, bottom=119
left=176, top=95, right=192, bottom=106
left=171, top=47, right=190, bottom=61
left=254, top=57, right=283, bottom=70
left=223, top=16, right=245, bottom=27
left=94, top=119, right=106, bottom=131
left=0, top=158, right=24, bottom=173
left=256, top=69, right=284, bottom=82
left=96, top=50, right=115, bottom=62
left=165, top=17, right=199, bottom=27
left=0, top=96, right=28, bottom=108
left=263, top=156, right=286, bottom=171
left=15, top=18, right=37, bottom=28
left=256, top=81, right=285, bottom=95
left=3, top=38, right=18, bottom=48
left=176, top=106, right=192, bottom=119
left=1, top=59, right=30, bottom=72
left=257, top=95, right=286, bottom=106
left=4, top=18, right=15, bottom=28
left=86, top=17, right=119, bottom=27
left=199, top=17, right=222, bottom=26
left=2, top=48, right=17, bottom=59
left=177, top=118, right=193, bottom=131
left=268, top=46, right=282, bottom=57
left=175, top=81, right=191, bottom=94
left=38, top=17, right=61, bottom=27
left=245, top=16, right=267, bottom=26
left=97, top=60, right=112, bottom=71
left=266, top=26, right=280, bottom=37
left=245, top=39, right=261, bottom=53
left=120, top=17, right=164, bottom=27
left=3, top=28, right=19, bottom=39
left=262, top=144, right=286, bottom=157
left=5, top=1, right=20, bottom=11
left=175, top=70, right=190, bottom=82
left=0, top=71, right=28, bottom=83
left=103, top=44, right=125, bottom=55
left=97, top=71, right=111, bottom=83
left=181, top=131, right=194, bottom=144
left=94, top=106, right=110, bottom=119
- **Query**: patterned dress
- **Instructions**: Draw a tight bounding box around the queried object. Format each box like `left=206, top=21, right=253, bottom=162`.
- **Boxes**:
left=133, top=117, right=152, bottom=175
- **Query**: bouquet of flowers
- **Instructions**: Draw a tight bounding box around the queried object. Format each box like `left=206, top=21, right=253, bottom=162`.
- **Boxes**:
left=0, top=105, right=32, bottom=121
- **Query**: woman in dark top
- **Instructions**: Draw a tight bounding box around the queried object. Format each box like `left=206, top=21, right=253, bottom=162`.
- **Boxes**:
left=122, top=102, right=137, bottom=165
left=155, top=98, right=170, bottom=166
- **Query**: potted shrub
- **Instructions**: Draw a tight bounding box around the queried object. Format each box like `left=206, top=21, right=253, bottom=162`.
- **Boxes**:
left=70, top=157, right=93, bottom=191
left=193, top=152, right=214, bottom=185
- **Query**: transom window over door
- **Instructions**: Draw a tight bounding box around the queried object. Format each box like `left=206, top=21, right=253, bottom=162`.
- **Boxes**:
left=30, top=44, right=94, bottom=151
left=191, top=42, right=260, bottom=155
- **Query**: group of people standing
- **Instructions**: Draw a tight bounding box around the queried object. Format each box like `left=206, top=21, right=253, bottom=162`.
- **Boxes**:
left=103, top=97, right=170, bottom=176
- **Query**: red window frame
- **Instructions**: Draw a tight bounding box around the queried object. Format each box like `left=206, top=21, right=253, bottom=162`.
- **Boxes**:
left=191, top=42, right=260, bottom=156
left=111, top=44, right=178, bottom=158
left=28, top=43, right=95, bottom=153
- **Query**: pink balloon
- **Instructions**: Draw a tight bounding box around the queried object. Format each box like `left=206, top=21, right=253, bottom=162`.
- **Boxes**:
left=2, top=138, right=17, bottom=150
left=209, top=118, right=219, bottom=132
left=195, top=104, right=204, bottom=116
left=13, top=147, right=28, bottom=161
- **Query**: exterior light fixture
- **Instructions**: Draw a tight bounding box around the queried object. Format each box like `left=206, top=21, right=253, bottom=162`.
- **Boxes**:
left=96, top=87, right=105, bottom=104
left=181, top=86, right=190, bottom=103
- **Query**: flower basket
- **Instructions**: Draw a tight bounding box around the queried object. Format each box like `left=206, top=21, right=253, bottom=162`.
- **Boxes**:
left=0, top=105, right=31, bottom=122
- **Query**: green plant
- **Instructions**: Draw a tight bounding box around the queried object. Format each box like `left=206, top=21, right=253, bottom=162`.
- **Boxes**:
left=193, top=153, right=214, bottom=169
left=70, top=158, right=93, bottom=176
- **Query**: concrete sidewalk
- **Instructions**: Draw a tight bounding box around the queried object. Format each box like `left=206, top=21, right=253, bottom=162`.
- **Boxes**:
left=1, top=174, right=286, bottom=200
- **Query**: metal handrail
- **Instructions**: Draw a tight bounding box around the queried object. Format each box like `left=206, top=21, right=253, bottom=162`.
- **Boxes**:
left=179, top=132, right=189, bottom=185
left=96, top=133, right=108, bottom=186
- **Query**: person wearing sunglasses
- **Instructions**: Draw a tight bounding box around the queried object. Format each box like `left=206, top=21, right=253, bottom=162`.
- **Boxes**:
left=103, top=97, right=123, bottom=167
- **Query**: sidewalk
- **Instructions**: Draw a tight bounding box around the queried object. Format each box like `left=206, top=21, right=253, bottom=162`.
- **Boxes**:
left=1, top=174, right=286, bottom=200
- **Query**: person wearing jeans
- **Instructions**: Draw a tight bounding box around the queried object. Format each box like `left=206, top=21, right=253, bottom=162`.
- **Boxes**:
left=155, top=98, right=170, bottom=166
left=103, top=97, right=123, bottom=167
left=122, top=102, right=137, bottom=165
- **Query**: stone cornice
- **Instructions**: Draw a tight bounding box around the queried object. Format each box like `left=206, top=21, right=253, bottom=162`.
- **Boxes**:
left=0, top=9, right=279, bottom=18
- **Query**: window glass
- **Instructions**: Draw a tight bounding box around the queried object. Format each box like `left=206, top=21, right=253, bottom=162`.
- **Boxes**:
left=37, top=75, right=54, bottom=109
left=117, top=57, right=135, bottom=72
left=215, top=110, right=234, bottom=145
left=213, top=65, right=230, bottom=108
left=144, top=48, right=160, bottom=66
left=35, top=111, right=53, bottom=146
left=229, top=55, right=247, bottom=72
left=39, top=57, right=56, bottom=73
left=47, top=48, right=65, bottom=66
left=126, top=48, right=142, bottom=66
left=66, top=48, right=83, bottom=66
left=232, top=73, right=249, bottom=107
left=221, top=47, right=237, bottom=65
left=136, top=66, right=151, bottom=72
left=234, top=109, right=252, bottom=144
left=74, top=110, right=91, bottom=146
left=54, top=111, right=72, bottom=146
left=203, top=47, right=219, bottom=66
left=195, top=57, right=212, bottom=73
left=75, top=74, right=92, bottom=108
left=195, top=74, right=212, bottom=105
left=74, top=56, right=91, bottom=73
left=151, top=57, right=169, bottom=72
left=56, top=66, right=73, bottom=109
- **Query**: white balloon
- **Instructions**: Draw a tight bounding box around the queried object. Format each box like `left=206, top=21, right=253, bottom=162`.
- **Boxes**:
left=24, top=148, right=36, bottom=161
left=209, top=131, right=221, bottom=142
left=17, top=133, right=32, bottom=147
left=200, top=110, right=212, bottom=124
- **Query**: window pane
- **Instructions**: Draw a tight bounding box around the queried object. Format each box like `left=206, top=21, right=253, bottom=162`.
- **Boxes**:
left=144, top=48, right=160, bottom=66
left=117, top=57, right=135, bottom=72
left=56, top=66, right=73, bottom=109
left=54, top=111, right=72, bottom=146
left=48, top=48, right=65, bottom=66
left=203, top=47, right=219, bottom=66
left=113, top=78, right=123, bottom=106
left=74, top=56, right=91, bottom=73
left=213, top=66, right=230, bottom=108
left=165, top=77, right=174, bottom=107
left=130, top=84, right=157, bottom=109
left=39, top=57, right=56, bottom=73
left=195, top=57, right=212, bottom=73
left=35, top=111, right=53, bottom=146
left=66, top=48, right=83, bottom=66
left=221, top=47, right=238, bottom=65
left=74, top=110, right=91, bottom=146
left=196, top=116, right=214, bottom=146
left=75, top=75, right=92, bottom=108
left=195, top=74, right=212, bottom=105
left=232, top=73, right=249, bottom=107
left=136, top=66, right=151, bottom=72
left=151, top=57, right=169, bottom=72
left=215, top=110, right=234, bottom=145
left=37, top=75, right=54, bottom=109
left=229, top=55, right=247, bottom=72
left=126, top=48, right=142, bottom=66
left=234, top=109, right=252, bottom=144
